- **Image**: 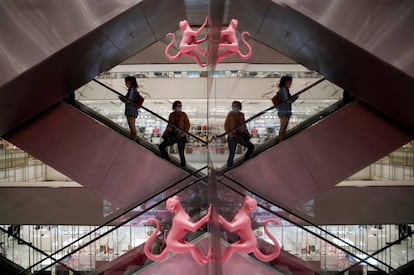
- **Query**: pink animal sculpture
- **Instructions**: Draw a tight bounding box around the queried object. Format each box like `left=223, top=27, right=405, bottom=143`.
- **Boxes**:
left=165, top=17, right=208, bottom=67
left=218, top=196, right=281, bottom=264
left=144, top=195, right=212, bottom=265
left=216, top=19, right=252, bottom=64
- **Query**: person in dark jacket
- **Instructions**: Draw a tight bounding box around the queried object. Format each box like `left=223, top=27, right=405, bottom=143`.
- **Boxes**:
left=277, top=76, right=297, bottom=142
left=121, top=76, right=139, bottom=141
left=224, top=101, right=254, bottom=167
left=159, top=101, right=191, bottom=167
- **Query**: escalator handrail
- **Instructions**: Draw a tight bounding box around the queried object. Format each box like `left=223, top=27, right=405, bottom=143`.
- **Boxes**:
left=70, top=100, right=158, bottom=151
left=219, top=175, right=398, bottom=274
left=218, top=99, right=349, bottom=173
left=70, top=99, right=199, bottom=171
left=21, top=166, right=208, bottom=274
left=215, top=77, right=327, bottom=139
left=0, top=227, right=80, bottom=274
left=338, top=234, right=409, bottom=274
left=34, top=175, right=208, bottom=274
left=223, top=98, right=349, bottom=169
left=92, top=79, right=208, bottom=145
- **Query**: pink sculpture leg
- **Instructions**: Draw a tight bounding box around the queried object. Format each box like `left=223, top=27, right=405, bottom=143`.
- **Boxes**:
left=219, top=196, right=281, bottom=264
left=144, top=195, right=211, bottom=265
left=165, top=17, right=208, bottom=67
left=216, top=19, right=252, bottom=64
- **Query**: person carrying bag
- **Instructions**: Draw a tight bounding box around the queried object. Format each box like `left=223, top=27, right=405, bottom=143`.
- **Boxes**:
left=159, top=100, right=190, bottom=167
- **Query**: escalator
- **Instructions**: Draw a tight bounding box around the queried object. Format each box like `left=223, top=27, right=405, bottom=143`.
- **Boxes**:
left=0, top=1, right=413, bottom=273
left=21, top=177, right=402, bottom=275
left=1, top=0, right=412, bottom=213
left=67, top=96, right=208, bottom=173
left=227, top=0, right=414, bottom=130
left=209, top=0, right=414, bottom=213
left=222, top=97, right=412, bottom=210
left=2, top=1, right=412, bottom=139
left=0, top=0, right=186, bottom=136
left=215, top=78, right=346, bottom=171
left=3, top=96, right=206, bottom=209
left=20, top=177, right=210, bottom=274
left=215, top=178, right=403, bottom=274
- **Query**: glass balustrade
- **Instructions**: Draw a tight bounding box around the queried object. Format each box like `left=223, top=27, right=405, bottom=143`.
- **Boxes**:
left=371, top=142, right=414, bottom=181
left=74, top=80, right=209, bottom=170
left=208, top=78, right=344, bottom=168
left=2, top=176, right=412, bottom=273
left=2, top=65, right=410, bottom=274
left=73, top=73, right=344, bottom=170
left=26, top=179, right=208, bottom=274
left=0, top=225, right=69, bottom=272
left=97, top=68, right=321, bottom=80
left=11, top=171, right=206, bottom=273
left=217, top=179, right=412, bottom=274
left=0, top=139, right=45, bottom=182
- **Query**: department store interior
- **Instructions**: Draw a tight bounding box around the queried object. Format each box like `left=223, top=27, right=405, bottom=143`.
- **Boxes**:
left=0, top=1, right=413, bottom=274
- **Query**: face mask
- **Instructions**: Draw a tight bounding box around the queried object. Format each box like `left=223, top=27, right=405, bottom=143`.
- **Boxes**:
left=176, top=107, right=182, bottom=112
left=232, top=107, right=239, bottom=112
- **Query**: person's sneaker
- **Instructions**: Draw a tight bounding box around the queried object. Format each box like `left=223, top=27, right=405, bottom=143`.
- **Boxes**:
left=180, top=161, right=186, bottom=167
left=227, top=161, right=233, bottom=168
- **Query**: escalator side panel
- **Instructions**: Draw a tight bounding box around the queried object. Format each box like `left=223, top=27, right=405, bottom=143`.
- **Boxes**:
left=232, top=1, right=414, bottom=130
left=0, top=0, right=143, bottom=87
left=226, top=101, right=412, bottom=208
left=5, top=103, right=189, bottom=208
left=293, top=101, right=411, bottom=189
left=288, top=23, right=414, bottom=129
left=270, top=0, right=414, bottom=78
left=7, top=103, right=122, bottom=190
left=0, top=0, right=186, bottom=136
left=0, top=187, right=104, bottom=225
left=228, top=137, right=320, bottom=207
left=0, top=27, right=129, bottom=137
left=312, top=186, right=414, bottom=225
left=141, top=0, right=186, bottom=40
left=227, top=0, right=271, bottom=36
left=97, top=137, right=189, bottom=207
left=0, top=255, right=28, bottom=275
left=101, top=4, right=158, bottom=58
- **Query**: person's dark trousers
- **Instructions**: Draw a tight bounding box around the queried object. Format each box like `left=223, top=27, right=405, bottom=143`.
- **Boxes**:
left=239, top=138, right=254, bottom=160
left=159, top=136, right=187, bottom=166
left=176, top=136, right=187, bottom=166
left=227, top=136, right=254, bottom=167
left=227, top=136, right=237, bottom=167
left=159, top=137, right=175, bottom=159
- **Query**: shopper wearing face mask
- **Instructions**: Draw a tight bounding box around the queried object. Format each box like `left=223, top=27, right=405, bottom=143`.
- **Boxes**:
left=224, top=101, right=254, bottom=167
left=159, top=100, right=190, bottom=167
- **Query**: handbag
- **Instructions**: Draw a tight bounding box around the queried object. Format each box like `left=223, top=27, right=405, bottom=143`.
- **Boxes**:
left=271, top=93, right=281, bottom=109
left=135, top=93, right=144, bottom=108
left=163, top=132, right=178, bottom=143
left=241, top=131, right=251, bottom=142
